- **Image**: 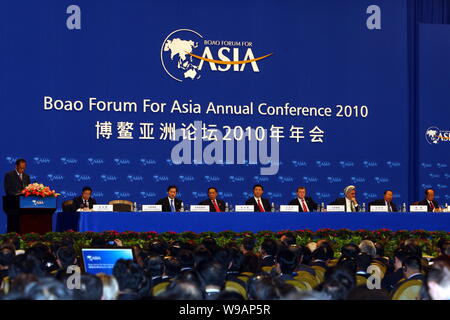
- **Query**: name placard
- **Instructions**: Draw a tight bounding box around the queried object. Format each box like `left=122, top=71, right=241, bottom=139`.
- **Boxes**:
left=92, top=204, right=113, bottom=212
left=370, top=205, right=388, bottom=212
left=141, top=204, right=162, bottom=212
left=235, top=205, right=254, bottom=212
left=280, top=205, right=299, bottom=212
left=410, top=205, right=428, bottom=212
left=190, top=205, right=210, bottom=212
left=326, top=205, right=345, bottom=212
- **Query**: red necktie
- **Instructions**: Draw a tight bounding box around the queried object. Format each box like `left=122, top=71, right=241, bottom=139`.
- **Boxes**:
left=212, top=200, right=221, bottom=212
left=429, top=201, right=435, bottom=210
left=257, top=199, right=265, bottom=212
left=301, top=199, right=309, bottom=212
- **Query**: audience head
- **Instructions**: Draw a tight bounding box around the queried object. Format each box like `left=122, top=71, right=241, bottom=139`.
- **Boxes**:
left=56, top=246, right=77, bottom=270
left=112, top=259, right=146, bottom=294
left=426, top=257, right=450, bottom=300
left=96, top=273, right=119, bottom=300
left=197, top=260, right=226, bottom=290
left=276, top=249, right=297, bottom=275
left=321, top=267, right=356, bottom=300
left=359, top=240, right=376, bottom=258
left=261, top=238, right=278, bottom=257
left=241, top=237, right=256, bottom=253
left=25, top=277, right=73, bottom=300
left=73, top=273, right=103, bottom=300
left=311, top=244, right=334, bottom=262
left=163, top=256, right=181, bottom=278
left=402, top=255, right=422, bottom=278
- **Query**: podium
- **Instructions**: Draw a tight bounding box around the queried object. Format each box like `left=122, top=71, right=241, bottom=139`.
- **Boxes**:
left=2, top=196, right=57, bottom=234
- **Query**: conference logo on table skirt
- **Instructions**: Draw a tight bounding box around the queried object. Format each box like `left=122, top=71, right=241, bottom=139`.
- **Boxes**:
left=426, top=127, right=450, bottom=145
left=160, top=28, right=273, bottom=82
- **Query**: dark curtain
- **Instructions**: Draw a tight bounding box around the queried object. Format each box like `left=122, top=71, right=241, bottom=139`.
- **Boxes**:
left=407, top=0, right=450, bottom=201
left=416, top=0, right=450, bottom=24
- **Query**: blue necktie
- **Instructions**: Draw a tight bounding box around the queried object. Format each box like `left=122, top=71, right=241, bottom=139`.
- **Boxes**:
left=170, top=199, right=175, bottom=212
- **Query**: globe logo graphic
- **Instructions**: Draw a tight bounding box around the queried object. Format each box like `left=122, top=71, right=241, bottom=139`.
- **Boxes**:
left=160, top=29, right=204, bottom=82
left=425, top=127, right=440, bottom=145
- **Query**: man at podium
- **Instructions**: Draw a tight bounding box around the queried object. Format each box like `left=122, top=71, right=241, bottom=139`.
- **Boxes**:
left=4, top=159, right=30, bottom=196
left=3, top=158, right=32, bottom=232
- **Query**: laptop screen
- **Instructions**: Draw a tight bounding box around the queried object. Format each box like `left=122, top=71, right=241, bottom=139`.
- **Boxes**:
left=81, top=248, right=134, bottom=275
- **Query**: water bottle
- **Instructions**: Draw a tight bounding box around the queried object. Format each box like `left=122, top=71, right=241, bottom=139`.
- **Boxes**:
left=445, top=203, right=448, bottom=212
left=133, top=202, right=137, bottom=212
left=271, top=202, right=275, bottom=212
left=321, top=202, right=325, bottom=212
left=362, top=203, right=366, bottom=212
left=402, top=203, right=406, bottom=212
left=180, top=202, right=184, bottom=212
left=225, top=202, right=229, bottom=212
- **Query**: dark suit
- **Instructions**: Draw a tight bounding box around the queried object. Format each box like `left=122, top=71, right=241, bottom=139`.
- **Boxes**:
left=329, top=198, right=360, bottom=212
left=4, top=170, right=30, bottom=196
left=368, top=199, right=398, bottom=212
left=245, top=197, right=271, bottom=212
left=382, top=268, right=404, bottom=292
left=417, top=199, right=439, bottom=212
left=261, top=255, right=276, bottom=267
left=288, top=197, right=318, bottom=212
left=156, top=197, right=183, bottom=212
left=310, top=260, right=329, bottom=270
left=198, top=199, right=226, bottom=212
left=72, top=196, right=97, bottom=210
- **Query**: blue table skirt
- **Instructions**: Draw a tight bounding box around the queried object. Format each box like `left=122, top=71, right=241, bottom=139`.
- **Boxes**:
left=53, top=212, right=450, bottom=233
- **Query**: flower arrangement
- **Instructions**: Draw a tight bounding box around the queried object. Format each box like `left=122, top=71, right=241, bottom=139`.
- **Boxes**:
left=1, top=229, right=448, bottom=255
left=21, top=183, right=60, bottom=198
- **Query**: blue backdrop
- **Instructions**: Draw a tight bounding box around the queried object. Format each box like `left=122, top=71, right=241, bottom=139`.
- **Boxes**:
left=0, top=0, right=448, bottom=233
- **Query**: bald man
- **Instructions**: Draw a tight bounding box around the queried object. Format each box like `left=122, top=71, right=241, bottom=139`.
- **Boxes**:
left=329, top=185, right=360, bottom=212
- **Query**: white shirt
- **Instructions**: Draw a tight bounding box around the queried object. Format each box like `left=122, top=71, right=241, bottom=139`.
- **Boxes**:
left=254, top=197, right=265, bottom=211
left=16, top=169, right=23, bottom=180
left=345, top=198, right=352, bottom=212
left=298, top=198, right=309, bottom=211
left=385, top=201, right=392, bottom=211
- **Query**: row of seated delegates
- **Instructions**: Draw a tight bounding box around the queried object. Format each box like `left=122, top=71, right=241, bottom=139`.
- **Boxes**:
left=69, top=183, right=445, bottom=213
left=0, top=159, right=445, bottom=213
left=0, top=232, right=448, bottom=300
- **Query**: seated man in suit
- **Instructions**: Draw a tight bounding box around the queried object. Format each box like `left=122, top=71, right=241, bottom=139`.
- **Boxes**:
left=417, top=188, right=441, bottom=212
left=329, top=185, right=360, bottom=212
left=245, top=184, right=271, bottom=212
left=260, top=238, right=278, bottom=267
left=198, top=187, right=225, bottom=212
left=156, top=185, right=183, bottom=212
left=288, top=186, right=318, bottom=212
left=368, top=190, right=398, bottom=212
left=72, top=186, right=97, bottom=211
left=391, top=256, right=424, bottom=296
left=4, top=158, right=31, bottom=196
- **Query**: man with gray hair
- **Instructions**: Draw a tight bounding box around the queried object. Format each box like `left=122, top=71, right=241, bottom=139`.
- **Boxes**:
left=329, top=185, right=360, bottom=212
left=359, top=240, right=377, bottom=258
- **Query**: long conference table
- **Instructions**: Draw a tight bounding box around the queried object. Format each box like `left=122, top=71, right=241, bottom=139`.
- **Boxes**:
left=53, top=211, right=450, bottom=233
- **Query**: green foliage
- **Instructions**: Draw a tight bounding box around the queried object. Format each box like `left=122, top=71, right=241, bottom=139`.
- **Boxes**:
left=0, top=229, right=448, bottom=257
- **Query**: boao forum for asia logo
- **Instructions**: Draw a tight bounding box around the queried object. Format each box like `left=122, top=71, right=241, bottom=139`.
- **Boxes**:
left=160, top=29, right=273, bottom=82
left=426, top=127, right=450, bottom=145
